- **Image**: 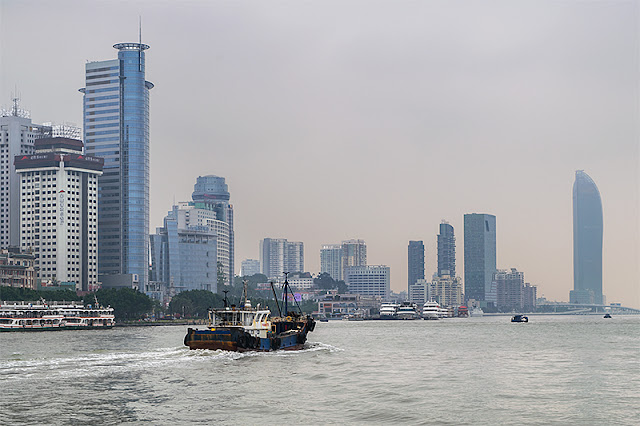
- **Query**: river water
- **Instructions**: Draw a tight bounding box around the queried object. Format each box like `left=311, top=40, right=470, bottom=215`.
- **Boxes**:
left=1, top=315, right=638, bottom=425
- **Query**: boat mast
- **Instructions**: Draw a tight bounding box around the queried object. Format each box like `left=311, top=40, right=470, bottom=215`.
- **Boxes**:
left=283, top=272, right=289, bottom=316
left=270, top=282, right=282, bottom=317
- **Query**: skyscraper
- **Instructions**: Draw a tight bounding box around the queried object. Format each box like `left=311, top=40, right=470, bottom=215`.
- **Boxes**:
left=260, top=238, right=304, bottom=279
left=191, top=175, right=235, bottom=285
left=342, top=239, right=366, bottom=278
left=15, top=137, right=103, bottom=291
left=0, top=101, right=51, bottom=248
left=80, top=42, right=153, bottom=289
left=320, top=244, right=343, bottom=281
left=407, top=241, right=425, bottom=292
left=437, top=221, right=456, bottom=277
left=463, top=213, right=496, bottom=302
left=571, top=170, right=603, bottom=304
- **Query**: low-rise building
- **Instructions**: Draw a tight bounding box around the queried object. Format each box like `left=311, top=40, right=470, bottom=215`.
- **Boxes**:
left=0, top=247, right=36, bottom=289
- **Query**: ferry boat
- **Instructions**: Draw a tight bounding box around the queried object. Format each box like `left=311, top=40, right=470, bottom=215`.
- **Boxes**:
left=184, top=275, right=315, bottom=352
left=396, top=302, right=420, bottom=320
left=422, top=301, right=440, bottom=320
left=0, top=300, right=115, bottom=331
left=469, top=307, right=485, bottom=317
left=379, top=303, right=399, bottom=319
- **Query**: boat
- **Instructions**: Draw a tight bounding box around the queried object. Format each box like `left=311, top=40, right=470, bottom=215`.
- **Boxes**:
left=469, top=307, right=484, bottom=317
left=0, top=300, right=115, bottom=331
left=603, top=313, right=612, bottom=318
left=422, top=301, right=440, bottom=320
left=379, top=303, right=400, bottom=319
left=511, top=314, right=529, bottom=323
left=184, top=275, right=315, bottom=351
left=396, top=302, right=419, bottom=320
left=457, top=306, right=469, bottom=317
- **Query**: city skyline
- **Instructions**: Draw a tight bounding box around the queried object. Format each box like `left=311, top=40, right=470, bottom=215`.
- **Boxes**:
left=1, top=1, right=638, bottom=307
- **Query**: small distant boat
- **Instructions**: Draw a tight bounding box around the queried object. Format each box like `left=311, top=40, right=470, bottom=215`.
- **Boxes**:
left=469, top=307, right=484, bottom=317
left=603, top=313, right=612, bottom=318
left=396, top=302, right=420, bottom=320
left=511, top=314, right=528, bottom=323
left=379, top=303, right=400, bottom=319
left=422, top=301, right=440, bottom=320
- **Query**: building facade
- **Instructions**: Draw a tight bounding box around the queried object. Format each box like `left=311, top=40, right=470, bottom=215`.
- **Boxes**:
left=191, top=175, right=234, bottom=286
left=342, top=239, right=367, bottom=278
left=571, top=170, right=603, bottom=304
left=80, top=42, right=153, bottom=289
left=431, top=274, right=464, bottom=307
left=15, top=137, right=103, bottom=291
left=407, top=240, right=425, bottom=293
left=463, top=213, right=496, bottom=302
left=320, top=244, right=343, bottom=281
left=149, top=207, right=218, bottom=294
left=260, top=238, right=304, bottom=279
left=494, top=268, right=524, bottom=311
left=437, top=221, right=456, bottom=277
left=0, top=103, right=51, bottom=249
left=241, top=259, right=261, bottom=277
left=0, top=247, right=36, bottom=289
left=409, top=278, right=432, bottom=305
left=344, top=265, right=390, bottom=300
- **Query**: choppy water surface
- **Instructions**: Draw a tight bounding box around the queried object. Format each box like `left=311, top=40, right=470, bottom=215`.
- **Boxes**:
left=1, top=315, right=639, bottom=425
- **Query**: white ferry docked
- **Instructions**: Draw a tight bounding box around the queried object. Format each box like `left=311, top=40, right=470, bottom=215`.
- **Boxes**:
left=379, top=303, right=400, bottom=319
left=0, top=301, right=115, bottom=331
left=422, top=301, right=440, bottom=320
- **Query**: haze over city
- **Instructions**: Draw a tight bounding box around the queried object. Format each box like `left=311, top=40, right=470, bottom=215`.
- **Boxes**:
left=1, top=0, right=638, bottom=306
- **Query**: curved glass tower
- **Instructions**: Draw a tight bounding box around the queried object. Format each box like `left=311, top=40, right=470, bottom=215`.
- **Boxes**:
left=81, top=42, right=153, bottom=289
left=572, top=170, right=603, bottom=304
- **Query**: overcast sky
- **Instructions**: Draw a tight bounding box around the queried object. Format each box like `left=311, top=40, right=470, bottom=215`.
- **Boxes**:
left=1, top=0, right=638, bottom=307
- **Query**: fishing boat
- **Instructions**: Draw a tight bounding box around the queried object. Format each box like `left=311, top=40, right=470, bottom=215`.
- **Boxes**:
left=184, top=274, right=315, bottom=351
left=0, top=300, right=115, bottom=331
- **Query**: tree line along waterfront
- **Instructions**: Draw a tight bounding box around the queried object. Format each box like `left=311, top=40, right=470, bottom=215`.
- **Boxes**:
left=0, top=273, right=328, bottom=322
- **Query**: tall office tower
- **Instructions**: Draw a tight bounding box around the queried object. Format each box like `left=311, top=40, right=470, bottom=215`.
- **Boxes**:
left=285, top=241, right=304, bottom=274
left=192, top=175, right=234, bottom=287
left=571, top=170, right=603, bottom=304
left=320, top=244, right=343, bottom=281
left=342, top=239, right=366, bottom=277
left=80, top=42, right=153, bottom=289
left=152, top=202, right=230, bottom=286
left=344, top=265, right=390, bottom=300
left=463, top=213, right=496, bottom=302
left=149, top=206, right=218, bottom=295
left=15, top=137, right=103, bottom=291
left=407, top=241, right=425, bottom=293
left=437, top=221, right=456, bottom=277
left=0, top=101, right=51, bottom=248
left=241, top=259, right=260, bottom=277
left=260, top=238, right=304, bottom=279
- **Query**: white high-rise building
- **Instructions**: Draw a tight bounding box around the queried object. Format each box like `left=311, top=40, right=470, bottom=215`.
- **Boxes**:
left=0, top=102, right=51, bottom=248
left=344, top=265, right=390, bottom=300
left=342, top=239, right=367, bottom=278
left=260, top=238, right=304, bottom=279
left=320, top=244, right=343, bottom=281
left=241, top=259, right=260, bottom=277
left=15, top=137, right=103, bottom=291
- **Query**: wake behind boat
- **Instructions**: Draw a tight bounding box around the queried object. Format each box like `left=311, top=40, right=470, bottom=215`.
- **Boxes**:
left=184, top=275, right=315, bottom=352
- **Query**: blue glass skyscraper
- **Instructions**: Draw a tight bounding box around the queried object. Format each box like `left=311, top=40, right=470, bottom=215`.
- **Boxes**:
left=80, top=42, right=153, bottom=289
left=571, top=170, right=603, bottom=304
left=463, top=214, right=496, bottom=302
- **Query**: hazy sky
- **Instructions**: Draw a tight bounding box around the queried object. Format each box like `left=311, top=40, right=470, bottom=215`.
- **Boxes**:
left=1, top=0, right=638, bottom=307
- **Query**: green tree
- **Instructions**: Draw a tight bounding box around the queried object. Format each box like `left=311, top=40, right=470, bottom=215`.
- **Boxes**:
left=83, top=288, right=152, bottom=320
